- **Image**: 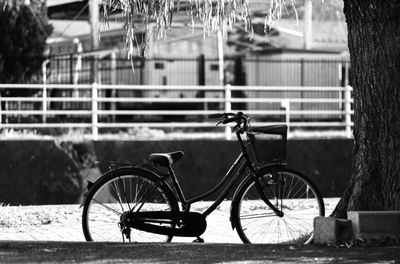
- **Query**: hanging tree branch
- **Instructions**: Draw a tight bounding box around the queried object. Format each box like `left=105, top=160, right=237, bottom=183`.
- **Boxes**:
left=100, top=0, right=296, bottom=57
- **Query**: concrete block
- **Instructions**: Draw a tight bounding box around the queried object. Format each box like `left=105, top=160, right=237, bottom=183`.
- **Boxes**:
left=348, top=211, right=400, bottom=240
left=313, top=216, right=352, bottom=245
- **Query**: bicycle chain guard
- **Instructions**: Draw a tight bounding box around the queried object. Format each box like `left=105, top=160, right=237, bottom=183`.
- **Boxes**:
left=128, top=211, right=207, bottom=237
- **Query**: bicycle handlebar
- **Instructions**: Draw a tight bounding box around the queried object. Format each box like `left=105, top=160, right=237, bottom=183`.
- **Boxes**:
left=208, top=113, right=224, bottom=119
left=208, top=113, right=235, bottom=119
left=221, top=116, right=238, bottom=124
left=208, top=112, right=249, bottom=132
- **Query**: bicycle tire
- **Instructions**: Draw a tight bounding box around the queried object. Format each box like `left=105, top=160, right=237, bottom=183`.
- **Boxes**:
left=231, top=166, right=325, bottom=244
left=82, top=167, right=179, bottom=242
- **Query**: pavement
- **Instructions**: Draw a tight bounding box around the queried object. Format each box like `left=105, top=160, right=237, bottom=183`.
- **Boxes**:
left=1, top=201, right=400, bottom=263
left=0, top=240, right=400, bottom=263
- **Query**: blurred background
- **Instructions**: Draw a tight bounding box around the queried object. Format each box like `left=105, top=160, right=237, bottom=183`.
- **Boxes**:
left=0, top=0, right=352, bottom=205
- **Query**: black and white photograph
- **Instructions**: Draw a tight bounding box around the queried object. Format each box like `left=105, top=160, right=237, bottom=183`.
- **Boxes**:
left=0, top=0, right=399, bottom=263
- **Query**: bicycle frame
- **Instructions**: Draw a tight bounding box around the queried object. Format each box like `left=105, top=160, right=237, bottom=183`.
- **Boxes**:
left=82, top=113, right=323, bottom=243
left=165, top=130, right=259, bottom=217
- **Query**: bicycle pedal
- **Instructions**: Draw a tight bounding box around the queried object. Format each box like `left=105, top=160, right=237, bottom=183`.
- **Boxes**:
left=192, top=237, right=204, bottom=243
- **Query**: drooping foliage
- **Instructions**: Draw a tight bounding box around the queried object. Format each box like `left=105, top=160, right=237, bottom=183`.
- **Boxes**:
left=100, top=0, right=296, bottom=57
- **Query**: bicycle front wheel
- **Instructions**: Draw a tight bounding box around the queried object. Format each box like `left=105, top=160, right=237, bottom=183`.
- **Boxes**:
left=82, top=167, right=179, bottom=242
left=232, top=167, right=324, bottom=244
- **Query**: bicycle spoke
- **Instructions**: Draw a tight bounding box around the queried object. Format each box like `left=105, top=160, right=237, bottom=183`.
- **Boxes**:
left=131, top=180, right=157, bottom=212
left=120, top=176, right=132, bottom=211
left=240, top=212, right=277, bottom=220
left=112, top=180, right=126, bottom=212
left=91, top=198, right=122, bottom=216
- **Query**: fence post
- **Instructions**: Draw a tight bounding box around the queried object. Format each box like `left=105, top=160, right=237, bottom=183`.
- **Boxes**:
left=110, top=51, right=117, bottom=122
left=281, top=99, right=291, bottom=134
left=0, top=92, right=2, bottom=125
left=70, top=54, right=74, bottom=84
left=197, top=54, right=206, bottom=113
left=225, top=84, right=232, bottom=140
left=92, top=82, right=98, bottom=139
left=42, top=83, right=47, bottom=123
left=42, top=59, right=49, bottom=123
left=344, top=85, right=352, bottom=138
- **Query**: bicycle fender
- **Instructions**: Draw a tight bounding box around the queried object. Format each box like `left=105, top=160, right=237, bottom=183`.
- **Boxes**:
left=80, top=166, right=174, bottom=208
left=91, top=165, right=166, bottom=186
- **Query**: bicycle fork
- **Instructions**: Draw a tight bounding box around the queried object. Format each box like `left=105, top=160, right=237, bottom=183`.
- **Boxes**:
left=255, top=170, right=284, bottom=217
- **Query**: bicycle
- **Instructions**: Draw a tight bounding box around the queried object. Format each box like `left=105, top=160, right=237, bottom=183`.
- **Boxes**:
left=81, top=112, right=325, bottom=244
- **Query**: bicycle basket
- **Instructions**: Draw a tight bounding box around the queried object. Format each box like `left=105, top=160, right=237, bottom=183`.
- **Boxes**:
left=247, top=125, right=287, bottom=163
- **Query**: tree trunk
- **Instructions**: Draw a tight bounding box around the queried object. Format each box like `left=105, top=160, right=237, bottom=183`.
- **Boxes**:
left=333, top=0, right=400, bottom=218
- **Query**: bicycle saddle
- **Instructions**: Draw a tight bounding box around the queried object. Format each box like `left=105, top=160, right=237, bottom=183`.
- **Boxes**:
left=149, top=151, right=184, bottom=167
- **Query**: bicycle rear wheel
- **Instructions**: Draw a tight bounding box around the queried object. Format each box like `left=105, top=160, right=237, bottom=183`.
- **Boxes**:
left=232, top=167, right=324, bottom=244
left=82, top=167, right=178, bottom=242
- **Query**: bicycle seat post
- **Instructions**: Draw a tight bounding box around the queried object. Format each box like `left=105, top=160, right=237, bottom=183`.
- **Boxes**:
left=166, top=164, right=188, bottom=209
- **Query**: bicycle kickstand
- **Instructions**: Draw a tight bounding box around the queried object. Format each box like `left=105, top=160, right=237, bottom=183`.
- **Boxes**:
left=192, top=237, right=204, bottom=243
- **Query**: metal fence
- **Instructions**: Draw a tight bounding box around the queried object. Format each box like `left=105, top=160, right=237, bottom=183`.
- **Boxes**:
left=0, top=83, right=353, bottom=139
left=46, top=54, right=350, bottom=87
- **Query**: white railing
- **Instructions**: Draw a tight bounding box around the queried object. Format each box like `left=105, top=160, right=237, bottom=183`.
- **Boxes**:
left=0, top=84, right=353, bottom=139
